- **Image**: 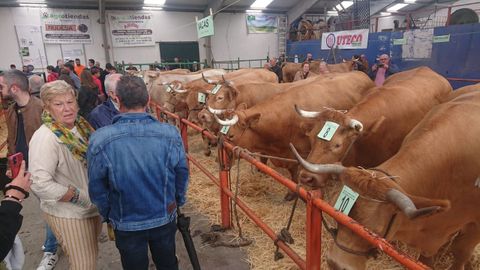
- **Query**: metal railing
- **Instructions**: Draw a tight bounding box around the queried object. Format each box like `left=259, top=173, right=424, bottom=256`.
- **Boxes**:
left=211, top=57, right=269, bottom=71
left=114, top=60, right=210, bottom=73
left=151, top=101, right=430, bottom=270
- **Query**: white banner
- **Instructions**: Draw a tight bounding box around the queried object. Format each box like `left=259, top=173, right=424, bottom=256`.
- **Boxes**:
left=40, top=9, right=92, bottom=44
left=15, top=25, right=47, bottom=69
left=108, top=13, right=154, bottom=47
left=321, top=29, right=369, bottom=50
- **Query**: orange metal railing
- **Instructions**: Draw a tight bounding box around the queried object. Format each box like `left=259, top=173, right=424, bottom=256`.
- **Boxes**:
left=152, top=102, right=430, bottom=270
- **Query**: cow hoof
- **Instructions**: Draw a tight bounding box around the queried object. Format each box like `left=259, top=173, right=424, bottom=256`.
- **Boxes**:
left=284, top=192, right=297, bottom=201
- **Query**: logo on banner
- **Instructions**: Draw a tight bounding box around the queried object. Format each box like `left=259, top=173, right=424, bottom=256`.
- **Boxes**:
left=326, top=33, right=336, bottom=48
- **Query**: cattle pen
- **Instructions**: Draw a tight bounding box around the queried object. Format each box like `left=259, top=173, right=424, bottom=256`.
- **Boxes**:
left=150, top=101, right=431, bottom=270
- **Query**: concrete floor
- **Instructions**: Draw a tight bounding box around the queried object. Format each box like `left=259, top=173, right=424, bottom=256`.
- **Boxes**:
left=17, top=196, right=250, bottom=270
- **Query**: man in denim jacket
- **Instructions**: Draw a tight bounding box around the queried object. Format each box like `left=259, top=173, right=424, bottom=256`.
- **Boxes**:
left=87, top=76, right=189, bottom=270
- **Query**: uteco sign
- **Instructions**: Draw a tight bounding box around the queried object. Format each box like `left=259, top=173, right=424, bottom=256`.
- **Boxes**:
left=321, top=29, right=369, bottom=50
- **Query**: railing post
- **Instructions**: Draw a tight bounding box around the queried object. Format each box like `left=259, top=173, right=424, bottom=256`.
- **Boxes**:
left=179, top=119, right=189, bottom=154
left=375, top=17, right=379, bottom=33
left=155, top=106, right=163, bottom=122
left=446, top=7, right=452, bottom=26
left=218, top=141, right=232, bottom=229
left=306, top=190, right=322, bottom=270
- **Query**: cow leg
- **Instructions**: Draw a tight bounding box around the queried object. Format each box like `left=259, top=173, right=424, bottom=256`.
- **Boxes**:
left=449, top=222, right=480, bottom=270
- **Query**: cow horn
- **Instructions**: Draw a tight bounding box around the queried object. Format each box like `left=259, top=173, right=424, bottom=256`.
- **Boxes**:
left=208, top=106, right=226, bottom=115
left=202, top=73, right=217, bottom=84
left=386, top=189, right=441, bottom=220
left=289, top=143, right=346, bottom=174
left=349, top=119, right=363, bottom=132
left=294, top=104, right=321, bottom=118
left=174, top=88, right=188, bottom=94
left=214, top=114, right=238, bottom=126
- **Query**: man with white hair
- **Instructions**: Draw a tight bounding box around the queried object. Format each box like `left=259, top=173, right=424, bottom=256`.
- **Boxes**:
left=87, top=73, right=122, bottom=129
left=370, top=54, right=399, bottom=86
left=28, top=75, right=44, bottom=98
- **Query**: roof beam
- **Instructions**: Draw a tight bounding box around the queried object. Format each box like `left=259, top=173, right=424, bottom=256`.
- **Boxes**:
left=204, top=0, right=226, bottom=17
left=287, top=0, right=320, bottom=22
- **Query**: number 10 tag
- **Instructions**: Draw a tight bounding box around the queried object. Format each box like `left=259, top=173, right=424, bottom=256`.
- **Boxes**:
left=211, top=84, right=222, bottom=95
left=220, top=125, right=230, bottom=135
left=334, top=185, right=359, bottom=216
left=317, top=121, right=339, bottom=141
left=198, top=93, right=206, bottom=104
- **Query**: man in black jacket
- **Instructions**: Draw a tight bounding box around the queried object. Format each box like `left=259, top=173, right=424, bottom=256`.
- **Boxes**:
left=268, top=58, right=283, bottom=83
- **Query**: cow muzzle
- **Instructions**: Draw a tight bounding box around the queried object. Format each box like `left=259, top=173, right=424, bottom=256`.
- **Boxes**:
left=298, top=169, right=329, bottom=188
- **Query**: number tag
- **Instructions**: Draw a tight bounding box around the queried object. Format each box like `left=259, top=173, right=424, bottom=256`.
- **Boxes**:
left=211, top=84, right=222, bottom=95
left=198, top=93, right=206, bottom=104
left=334, top=185, right=359, bottom=216
left=220, top=125, right=230, bottom=135
left=164, top=84, right=173, bottom=93
left=317, top=121, right=339, bottom=141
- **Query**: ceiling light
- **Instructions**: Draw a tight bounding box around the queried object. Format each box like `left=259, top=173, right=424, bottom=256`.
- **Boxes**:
left=144, top=0, right=166, bottom=5
left=335, top=1, right=354, bottom=11
left=404, top=0, right=416, bottom=3
left=387, top=3, right=408, bottom=12
left=250, top=0, right=274, bottom=9
left=380, top=12, right=392, bottom=16
left=143, top=6, right=163, bottom=10
left=19, top=3, right=47, bottom=7
left=327, top=11, right=339, bottom=16
left=246, top=9, right=263, bottom=13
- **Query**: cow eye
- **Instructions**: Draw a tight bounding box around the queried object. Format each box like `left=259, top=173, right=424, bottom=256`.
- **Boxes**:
left=335, top=143, right=341, bottom=148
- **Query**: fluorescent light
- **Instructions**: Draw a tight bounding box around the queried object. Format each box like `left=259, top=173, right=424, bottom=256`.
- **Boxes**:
left=380, top=12, right=392, bottom=16
left=387, top=3, right=408, bottom=12
left=19, top=3, right=47, bottom=7
left=404, top=0, right=416, bottom=3
left=143, top=6, right=163, bottom=10
left=246, top=9, right=263, bottom=13
left=335, top=1, right=354, bottom=11
left=144, top=0, right=166, bottom=5
left=250, top=0, right=274, bottom=9
left=327, top=11, right=339, bottom=16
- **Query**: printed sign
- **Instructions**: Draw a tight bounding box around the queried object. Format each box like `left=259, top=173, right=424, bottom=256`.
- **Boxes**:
left=393, top=38, right=406, bottom=45
left=246, top=14, right=278, bottom=34
left=198, top=93, right=207, bottom=104
left=197, top=15, right=214, bottom=39
left=334, top=185, right=359, bottom=215
left=433, top=34, right=450, bottom=43
left=317, top=121, right=340, bottom=141
left=40, top=9, right=92, bottom=44
left=15, top=25, right=47, bottom=68
left=109, top=12, right=154, bottom=47
left=220, top=125, right=230, bottom=135
left=321, top=29, right=369, bottom=50
left=211, top=84, right=222, bottom=95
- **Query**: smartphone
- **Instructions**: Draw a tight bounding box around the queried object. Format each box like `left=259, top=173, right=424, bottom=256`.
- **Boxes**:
left=8, top=152, right=23, bottom=179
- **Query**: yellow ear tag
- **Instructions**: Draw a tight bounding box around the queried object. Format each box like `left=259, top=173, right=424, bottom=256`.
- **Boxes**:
left=334, top=185, right=359, bottom=216
left=317, top=121, right=339, bottom=141
left=198, top=93, right=206, bottom=104
left=211, top=84, right=222, bottom=94
left=220, top=125, right=230, bottom=135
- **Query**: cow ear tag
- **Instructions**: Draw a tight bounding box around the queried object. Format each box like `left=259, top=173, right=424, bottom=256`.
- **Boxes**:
left=198, top=93, right=206, bottom=104
left=220, top=125, right=230, bottom=135
left=211, top=84, right=222, bottom=95
left=334, top=185, right=359, bottom=216
left=317, top=121, right=340, bottom=141
left=164, top=84, right=173, bottom=93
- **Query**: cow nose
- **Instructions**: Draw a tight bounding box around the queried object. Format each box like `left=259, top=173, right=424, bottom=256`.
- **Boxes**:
left=327, top=258, right=345, bottom=270
left=298, top=171, right=316, bottom=186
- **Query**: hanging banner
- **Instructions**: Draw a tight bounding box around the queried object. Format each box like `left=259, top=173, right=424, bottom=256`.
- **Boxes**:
left=15, top=25, right=47, bottom=69
left=246, top=14, right=278, bottom=34
left=40, top=9, right=92, bottom=44
left=196, top=15, right=214, bottom=39
left=402, top=29, right=433, bottom=59
left=321, top=29, right=369, bottom=50
left=108, top=12, right=155, bottom=47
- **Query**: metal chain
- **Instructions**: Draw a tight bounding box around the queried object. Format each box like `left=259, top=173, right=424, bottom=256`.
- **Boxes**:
left=274, top=184, right=301, bottom=261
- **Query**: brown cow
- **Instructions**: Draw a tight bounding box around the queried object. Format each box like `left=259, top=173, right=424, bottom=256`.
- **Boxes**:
left=291, top=90, right=480, bottom=270
left=295, top=67, right=452, bottom=188
left=215, top=72, right=374, bottom=199
left=282, top=61, right=354, bottom=82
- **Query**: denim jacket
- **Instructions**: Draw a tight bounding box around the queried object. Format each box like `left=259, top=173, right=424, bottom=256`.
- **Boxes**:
left=87, top=113, right=189, bottom=231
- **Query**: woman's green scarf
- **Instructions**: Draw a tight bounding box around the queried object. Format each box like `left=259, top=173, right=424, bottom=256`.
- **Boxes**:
left=42, top=111, right=94, bottom=167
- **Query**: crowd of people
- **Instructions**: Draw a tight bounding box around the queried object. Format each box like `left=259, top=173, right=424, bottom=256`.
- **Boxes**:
left=0, top=63, right=189, bottom=270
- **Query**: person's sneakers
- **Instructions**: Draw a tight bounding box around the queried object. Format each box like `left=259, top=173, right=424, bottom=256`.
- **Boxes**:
left=36, top=252, right=58, bottom=270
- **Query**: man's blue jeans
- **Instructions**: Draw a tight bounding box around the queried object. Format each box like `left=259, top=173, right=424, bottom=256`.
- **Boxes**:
left=43, top=223, right=58, bottom=253
left=114, top=220, right=178, bottom=270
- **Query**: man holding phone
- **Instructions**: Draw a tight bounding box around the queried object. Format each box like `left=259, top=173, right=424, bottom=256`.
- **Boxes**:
left=0, top=70, right=59, bottom=270
left=369, top=54, right=399, bottom=86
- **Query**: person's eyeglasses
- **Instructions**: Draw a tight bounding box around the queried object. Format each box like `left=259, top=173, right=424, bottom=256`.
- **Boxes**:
left=380, top=58, right=388, bottom=60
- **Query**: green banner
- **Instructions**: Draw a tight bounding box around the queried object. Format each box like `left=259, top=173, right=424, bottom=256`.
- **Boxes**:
left=433, top=34, right=450, bottom=43
left=393, top=38, right=406, bottom=45
left=197, top=15, right=214, bottom=39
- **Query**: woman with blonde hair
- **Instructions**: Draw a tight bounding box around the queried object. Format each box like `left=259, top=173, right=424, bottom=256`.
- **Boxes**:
left=29, top=80, right=100, bottom=270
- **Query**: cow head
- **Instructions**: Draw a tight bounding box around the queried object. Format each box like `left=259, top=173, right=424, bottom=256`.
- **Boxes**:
left=290, top=143, right=451, bottom=269
left=206, top=81, right=239, bottom=114
left=295, top=105, right=362, bottom=188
